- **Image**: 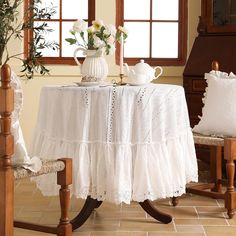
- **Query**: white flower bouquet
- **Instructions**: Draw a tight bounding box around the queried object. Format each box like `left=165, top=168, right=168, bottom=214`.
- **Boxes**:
left=65, top=19, right=128, bottom=55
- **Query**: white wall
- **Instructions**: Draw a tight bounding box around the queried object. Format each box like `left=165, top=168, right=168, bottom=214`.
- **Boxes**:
left=11, top=0, right=201, bottom=147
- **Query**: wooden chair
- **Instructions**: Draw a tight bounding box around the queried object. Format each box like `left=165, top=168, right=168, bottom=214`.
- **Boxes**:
left=186, top=61, right=236, bottom=219
left=0, top=64, right=73, bottom=236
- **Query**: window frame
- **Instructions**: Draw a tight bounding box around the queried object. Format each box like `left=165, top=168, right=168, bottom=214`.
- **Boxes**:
left=116, top=0, right=188, bottom=66
left=24, top=0, right=95, bottom=65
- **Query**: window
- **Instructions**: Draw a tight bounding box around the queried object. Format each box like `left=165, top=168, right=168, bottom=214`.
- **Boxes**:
left=24, top=0, right=95, bottom=65
left=116, top=0, right=187, bottom=66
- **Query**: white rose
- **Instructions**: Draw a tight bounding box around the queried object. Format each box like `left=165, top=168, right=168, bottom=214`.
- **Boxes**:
left=92, top=19, right=104, bottom=31
left=118, top=25, right=129, bottom=35
left=87, top=26, right=95, bottom=34
left=93, top=35, right=104, bottom=48
left=107, top=35, right=115, bottom=45
left=104, top=24, right=117, bottom=36
left=73, top=19, right=87, bottom=33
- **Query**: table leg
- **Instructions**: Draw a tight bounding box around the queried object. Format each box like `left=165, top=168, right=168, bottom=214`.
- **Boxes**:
left=71, top=196, right=103, bottom=231
left=139, top=200, right=172, bottom=224
left=71, top=197, right=172, bottom=230
left=95, top=200, right=103, bottom=208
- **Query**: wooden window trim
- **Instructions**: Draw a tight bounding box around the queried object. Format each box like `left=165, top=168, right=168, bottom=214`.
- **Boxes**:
left=24, top=0, right=95, bottom=65
left=116, top=0, right=188, bottom=66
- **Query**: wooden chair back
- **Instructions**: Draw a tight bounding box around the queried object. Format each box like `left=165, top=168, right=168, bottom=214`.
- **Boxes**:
left=0, top=64, right=72, bottom=236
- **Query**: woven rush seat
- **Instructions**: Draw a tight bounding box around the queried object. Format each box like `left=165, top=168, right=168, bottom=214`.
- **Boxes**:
left=13, top=160, right=65, bottom=179
left=193, top=132, right=224, bottom=146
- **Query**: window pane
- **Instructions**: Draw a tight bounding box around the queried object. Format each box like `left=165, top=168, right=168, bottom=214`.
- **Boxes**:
left=34, top=21, right=60, bottom=57
left=62, top=22, right=87, bottom=57
left=37, top=0, right=60, bottom=19
left=152, top=0, right=179, bottom=20
left=124, top=22, right=150, bottom=58
left=62, top=0, right=88, bottom=19
left=152, top=22, right=178, bottom=58
left=124, top=0, right=150, bottom=20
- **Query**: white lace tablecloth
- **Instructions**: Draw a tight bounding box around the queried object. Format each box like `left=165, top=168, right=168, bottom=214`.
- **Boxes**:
left=30, top=83, right=198, bottom=204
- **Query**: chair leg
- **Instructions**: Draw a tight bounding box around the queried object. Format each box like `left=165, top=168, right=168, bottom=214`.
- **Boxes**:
left=225, top=159, right=235, bottom=219
left=224, top=139, right=236, bottom=219
left=0, top=168, right=14, bottom=236
left=171, top=197, right=179, bottom=206
left=210, top=146, right=222, bottom=193
left=57, top=158, right=72, bottom=236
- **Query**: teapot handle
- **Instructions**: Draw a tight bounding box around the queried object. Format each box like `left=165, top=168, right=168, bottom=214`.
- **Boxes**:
left=154, top=66, right=163, bottom=79
left=73, top=47, right=87, bottom=66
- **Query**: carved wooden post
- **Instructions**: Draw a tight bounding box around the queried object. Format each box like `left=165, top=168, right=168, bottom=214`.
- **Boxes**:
left=0, top=64, right=14, bottom=236
left=57, top=158, right=72, bottom=236
left=210, top=145, right=222, bottom=193
left=224, top=138, right=236, bottom=219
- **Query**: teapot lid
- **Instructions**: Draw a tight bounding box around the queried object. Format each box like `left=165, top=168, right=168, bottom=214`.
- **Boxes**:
left=134, top=59, right=154, bottom=75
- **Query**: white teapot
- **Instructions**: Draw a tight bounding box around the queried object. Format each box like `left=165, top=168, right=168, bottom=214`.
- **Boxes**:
left=124, top=59, right=163, bottom=84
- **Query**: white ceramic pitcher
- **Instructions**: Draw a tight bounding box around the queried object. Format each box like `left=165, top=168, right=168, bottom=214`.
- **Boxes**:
left=74, top=48, right=108, bottom=81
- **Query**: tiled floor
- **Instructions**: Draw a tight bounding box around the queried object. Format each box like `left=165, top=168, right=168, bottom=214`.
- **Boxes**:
left=14, top=179, right=236, bottom=236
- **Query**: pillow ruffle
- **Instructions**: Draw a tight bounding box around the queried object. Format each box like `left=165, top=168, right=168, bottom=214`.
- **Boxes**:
left=10, top=71, right=42, bottom=172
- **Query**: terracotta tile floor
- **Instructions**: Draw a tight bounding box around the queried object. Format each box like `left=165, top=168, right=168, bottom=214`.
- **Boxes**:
left=14, top=179, right=236, bottom=236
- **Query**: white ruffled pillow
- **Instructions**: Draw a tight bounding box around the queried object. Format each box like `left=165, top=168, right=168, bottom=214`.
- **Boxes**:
left=193, top=70, right=236, bottom=137
left=10, top=72, right=42, bottom=172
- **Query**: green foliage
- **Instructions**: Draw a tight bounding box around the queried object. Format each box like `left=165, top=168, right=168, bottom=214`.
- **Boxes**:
left=65, top=38, right=77, bottom=45
left=0, top=0, right=59, bottom=79
left=65, top=19, right=128, bottom=56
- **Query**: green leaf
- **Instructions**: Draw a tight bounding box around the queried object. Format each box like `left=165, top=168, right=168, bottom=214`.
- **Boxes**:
left=65, top=38, right=77, bottom=45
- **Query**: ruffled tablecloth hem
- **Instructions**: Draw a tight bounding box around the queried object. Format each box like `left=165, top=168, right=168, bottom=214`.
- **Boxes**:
left=31, top=128, right=198, bottom=204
